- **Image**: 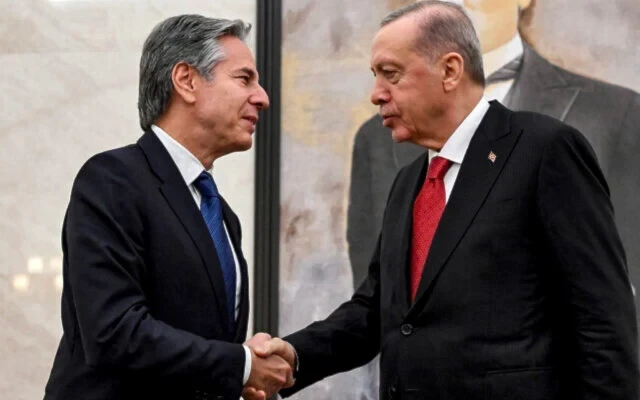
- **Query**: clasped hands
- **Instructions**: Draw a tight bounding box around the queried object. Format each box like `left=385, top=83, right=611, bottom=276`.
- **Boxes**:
left=242, top=333, right=296, bottom=400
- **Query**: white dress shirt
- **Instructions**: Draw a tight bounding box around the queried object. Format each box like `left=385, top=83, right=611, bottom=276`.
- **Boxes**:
left=427, top=98, right=491, bottom=202
left=151, top=124, right=252, bottom=385
left=483, top=34, right=524, bottom=103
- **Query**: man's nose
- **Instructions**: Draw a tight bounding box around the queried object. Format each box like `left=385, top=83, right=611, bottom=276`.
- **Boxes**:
left=253, top=84, right=270, bottom=110
left=370, top=81, right=390, bottom=106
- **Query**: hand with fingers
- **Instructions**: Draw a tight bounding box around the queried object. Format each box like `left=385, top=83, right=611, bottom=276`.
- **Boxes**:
left=242, top=333, right=297, bottom=400
left=242, top=333, right=296, bottom=400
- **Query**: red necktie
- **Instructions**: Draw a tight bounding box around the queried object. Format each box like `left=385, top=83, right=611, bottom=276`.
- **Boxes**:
left=410, top=156, right=452, bottom=301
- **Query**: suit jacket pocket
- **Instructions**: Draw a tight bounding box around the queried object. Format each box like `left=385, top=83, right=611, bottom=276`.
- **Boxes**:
left=486, top=367, right=557, bottom=400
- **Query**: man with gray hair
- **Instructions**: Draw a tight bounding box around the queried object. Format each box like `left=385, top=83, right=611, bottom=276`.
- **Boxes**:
left=250, top=2, right=639, bottom=399
left=44, top=14, right=291, bottom=400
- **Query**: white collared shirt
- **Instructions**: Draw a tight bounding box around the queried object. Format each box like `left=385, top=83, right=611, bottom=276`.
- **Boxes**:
left=151, top=124, right=251, bottom=385
left=483, top=34, right=524, bottom=103
left=428, top=98, right=491, bottom=202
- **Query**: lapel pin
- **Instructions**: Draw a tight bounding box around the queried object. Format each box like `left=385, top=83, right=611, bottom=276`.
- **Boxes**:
left=488, top=151, right=497, bottom=163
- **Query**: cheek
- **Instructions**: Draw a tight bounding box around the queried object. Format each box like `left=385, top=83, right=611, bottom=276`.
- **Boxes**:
left=395, top=87, right=424, bottom=115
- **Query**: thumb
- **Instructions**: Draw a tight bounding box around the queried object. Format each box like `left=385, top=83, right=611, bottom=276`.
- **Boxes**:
left=245, top=332, right=272, bottom=353
left=252, top=332, right=272, bottom=341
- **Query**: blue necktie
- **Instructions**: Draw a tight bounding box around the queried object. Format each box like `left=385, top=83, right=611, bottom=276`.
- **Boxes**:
left=193, top=171, right=236, bottom=332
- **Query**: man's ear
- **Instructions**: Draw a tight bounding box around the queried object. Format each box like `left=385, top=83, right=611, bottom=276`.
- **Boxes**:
left=171, top=62, right=197, bottom=104
left=441, top=52, right=464, bottom=92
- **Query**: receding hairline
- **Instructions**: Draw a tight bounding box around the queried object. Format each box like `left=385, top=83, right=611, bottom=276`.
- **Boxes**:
left=377, top=1, right=485, bottom=85
left=380, top=2, right=470, bottom=52
left=381, top=1, right=468, bottom=28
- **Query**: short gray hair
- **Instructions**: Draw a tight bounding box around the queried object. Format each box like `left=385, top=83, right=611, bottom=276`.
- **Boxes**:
left=138, top=15, right=251, bottom=131
left=381, top=1, right=484, bottom=85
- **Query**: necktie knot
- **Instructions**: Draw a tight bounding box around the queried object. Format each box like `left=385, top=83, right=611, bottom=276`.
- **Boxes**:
left=193, top=171, right=219, bottom=199
left=485, top=55, right=522, bottom=86
left=427, top=156, right=452, bottom=180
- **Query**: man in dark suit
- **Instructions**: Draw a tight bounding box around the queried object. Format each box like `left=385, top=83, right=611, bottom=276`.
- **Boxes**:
left=44, top=15, right=292, bottom=400
left=252, top=1, right=639, bottom=399
left=347, top=0, right=640, bottom=328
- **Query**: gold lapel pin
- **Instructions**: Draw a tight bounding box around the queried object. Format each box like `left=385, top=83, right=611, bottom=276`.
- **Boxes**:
left=488, top=151, right=497, bottom=163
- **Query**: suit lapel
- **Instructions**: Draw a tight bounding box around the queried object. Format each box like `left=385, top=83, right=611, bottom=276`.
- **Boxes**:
left=137, top=131, right=230, bottom=326
left=407, top=102, right=522, bottom=317
left=219, top=197, right=250, bottom=342
left=505, top=44, right=581, bottom=122
left=387, top=153, right=430, bottom=313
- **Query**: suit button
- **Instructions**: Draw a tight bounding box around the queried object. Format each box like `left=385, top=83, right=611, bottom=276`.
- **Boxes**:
left=401, top=323, right=413, bottom=336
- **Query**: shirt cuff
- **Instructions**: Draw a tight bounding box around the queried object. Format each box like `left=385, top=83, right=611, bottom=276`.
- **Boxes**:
left=242, top=345, right=252, bottom=385
left=292, top=345, right=299, bottom=377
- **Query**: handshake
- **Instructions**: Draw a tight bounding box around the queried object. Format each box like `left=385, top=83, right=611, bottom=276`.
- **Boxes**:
left=242, top=333, right=296, bottom=399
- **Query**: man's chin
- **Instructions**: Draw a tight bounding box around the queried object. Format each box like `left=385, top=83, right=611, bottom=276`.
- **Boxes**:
left=232, top=136, right=253, bottom=152
left=239, top=138, right=253, bottom=151
left=391, top=129, right=411, bottom=143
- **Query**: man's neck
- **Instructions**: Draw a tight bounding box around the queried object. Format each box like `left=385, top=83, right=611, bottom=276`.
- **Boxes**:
left=154, top=118, right=216, bottom=170
left=416, top=89, right=484, bottom=151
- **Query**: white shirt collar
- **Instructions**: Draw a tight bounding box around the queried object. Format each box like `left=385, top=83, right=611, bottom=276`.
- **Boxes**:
left=483, top=34, right=524, bottom=79
left=428, top=98, right=491, bottom=164
left=150, top=124, right=210, bottom=186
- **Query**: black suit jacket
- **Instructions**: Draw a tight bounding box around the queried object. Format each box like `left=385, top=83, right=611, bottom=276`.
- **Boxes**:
left=284, top=102, right=638, bottom=400
left=347, top=45, right=640, bottom=329
left=44, top=131, right=250, bottom=400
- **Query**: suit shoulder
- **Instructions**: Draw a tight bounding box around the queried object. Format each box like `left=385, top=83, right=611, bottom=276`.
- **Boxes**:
left=555, top=66, right=639, bottom=106
left=82, top=142, right=144, bottom=171
left=353, top=114, right=388, bottom=144
left=73, top=144, right=144, bottom=189
left=511, top=110, right=598, bottom=164
left=511, top=109, right=565, bottom=129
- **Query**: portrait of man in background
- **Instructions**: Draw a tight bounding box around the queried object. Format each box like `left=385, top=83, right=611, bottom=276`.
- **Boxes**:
left=347, top=0, right=640, bottom=397
left=348, top=0, right=640, bottom=309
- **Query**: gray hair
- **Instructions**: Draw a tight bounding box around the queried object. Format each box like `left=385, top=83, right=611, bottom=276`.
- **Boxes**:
left=138, top=15, right=251, bottom=131
left=381, top=1, right=485, bottom=85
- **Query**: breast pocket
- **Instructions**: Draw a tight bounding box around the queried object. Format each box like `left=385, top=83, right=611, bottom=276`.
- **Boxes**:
left=486, top=367, right=557, bottom=400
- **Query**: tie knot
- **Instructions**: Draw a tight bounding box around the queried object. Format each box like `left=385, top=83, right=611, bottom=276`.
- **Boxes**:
left=485, top=55, right=522, bottom=86
left=193, top=171, right=219, bottom=198
left=427, top=156, right=452, bottom=180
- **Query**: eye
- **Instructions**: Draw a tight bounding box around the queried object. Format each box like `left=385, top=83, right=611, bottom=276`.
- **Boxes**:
left=382, top=69, right=398, bottom=80
left=238, top=75, right=250, bottom=85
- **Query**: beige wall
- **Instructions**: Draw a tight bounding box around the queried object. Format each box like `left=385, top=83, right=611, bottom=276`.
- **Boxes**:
left=0, top=1, right=256, bottom=398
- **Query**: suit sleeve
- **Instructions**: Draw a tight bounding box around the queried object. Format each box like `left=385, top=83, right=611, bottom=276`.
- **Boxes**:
left=280, top=236, right=382, bottom=396
left=347, top=125, right=379, bottom=289
left=279, top=162, right=408, bottom=397
left=65, top=153, right=245, bottom=397
left=608, top=92, right=640, bottom=327
left=537, top=126, right=639, bottom=399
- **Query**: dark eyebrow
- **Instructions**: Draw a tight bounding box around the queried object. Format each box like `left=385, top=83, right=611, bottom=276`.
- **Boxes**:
left=235, top=67, right=257, bottom=80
